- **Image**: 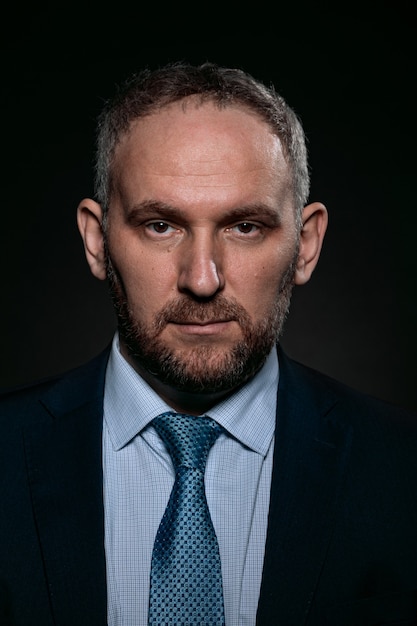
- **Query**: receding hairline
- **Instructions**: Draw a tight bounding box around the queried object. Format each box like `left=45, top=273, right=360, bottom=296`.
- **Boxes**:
left=94, top=61, right=310, bottom=225
left=107, top=95, right=294, bottom=205
left=111, top=93, right=292, bottom=161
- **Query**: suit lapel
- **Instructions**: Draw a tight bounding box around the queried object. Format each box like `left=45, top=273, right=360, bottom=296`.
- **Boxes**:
left=257, top=349, right=353, bottom=625
left=24, top=349, right=110, bottom=626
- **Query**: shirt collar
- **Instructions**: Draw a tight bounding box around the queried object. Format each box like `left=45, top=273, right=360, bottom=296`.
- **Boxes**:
left=104, top=332, right=278, bottom=457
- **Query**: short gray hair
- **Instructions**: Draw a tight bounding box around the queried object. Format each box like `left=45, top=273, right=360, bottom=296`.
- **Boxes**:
left=94, top=61, right=310, bottom=226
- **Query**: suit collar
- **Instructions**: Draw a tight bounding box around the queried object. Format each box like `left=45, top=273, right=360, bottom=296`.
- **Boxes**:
left=257, top=347, right=353, bottom=625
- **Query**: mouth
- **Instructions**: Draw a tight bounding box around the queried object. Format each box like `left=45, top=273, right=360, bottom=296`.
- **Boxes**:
left=174, top=318, right=232, bottom=325
left=169, top=319, right=236, bottom=336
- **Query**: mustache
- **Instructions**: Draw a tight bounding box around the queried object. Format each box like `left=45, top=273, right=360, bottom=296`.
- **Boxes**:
left=153, top=295, right=251, bottom=332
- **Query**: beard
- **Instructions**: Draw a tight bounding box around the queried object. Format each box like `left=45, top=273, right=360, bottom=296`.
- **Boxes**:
left=104, top=240, right=298, bottom=395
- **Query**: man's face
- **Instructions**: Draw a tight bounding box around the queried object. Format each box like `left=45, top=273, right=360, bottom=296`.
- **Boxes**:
left=104, top=100, right=300, bottom=394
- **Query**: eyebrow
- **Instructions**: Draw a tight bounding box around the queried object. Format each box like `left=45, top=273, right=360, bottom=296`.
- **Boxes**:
left=126, top=199, right=283, bottom=226
left=220, top=204, right=283, bottom=226
left=126, top=201, right=189, bottom=225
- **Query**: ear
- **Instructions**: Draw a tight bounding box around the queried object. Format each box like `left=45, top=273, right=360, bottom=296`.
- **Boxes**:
left=76, top=198, right=107, bottom=281
left=294, top=201, right=328, bottom=285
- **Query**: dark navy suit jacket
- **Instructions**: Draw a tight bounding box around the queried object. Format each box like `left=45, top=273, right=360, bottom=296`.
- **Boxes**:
left=1, top=345, right=417, bottom=625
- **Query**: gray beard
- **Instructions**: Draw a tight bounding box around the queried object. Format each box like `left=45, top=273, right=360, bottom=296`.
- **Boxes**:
left=104, top=240, right=298, bottom=394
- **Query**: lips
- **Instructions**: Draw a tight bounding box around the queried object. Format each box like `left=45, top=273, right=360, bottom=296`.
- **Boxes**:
left=167, top=318, right=237, bottom=337
left=171, top=318, right=233, bottom=325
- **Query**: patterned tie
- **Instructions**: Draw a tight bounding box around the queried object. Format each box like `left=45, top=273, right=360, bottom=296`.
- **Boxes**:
left=148, top=411, right=225, bottom=626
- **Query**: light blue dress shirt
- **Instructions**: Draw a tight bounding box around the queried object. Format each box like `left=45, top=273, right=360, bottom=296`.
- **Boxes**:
left=103, top=333, right=277, bottom=626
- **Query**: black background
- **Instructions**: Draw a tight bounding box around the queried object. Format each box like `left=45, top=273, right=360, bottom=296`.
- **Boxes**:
left=1, top=4, right=416, bottom=411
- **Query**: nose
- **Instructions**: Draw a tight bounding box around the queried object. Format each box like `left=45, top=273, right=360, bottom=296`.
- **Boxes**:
left=177, top=232, right=224, bottom=298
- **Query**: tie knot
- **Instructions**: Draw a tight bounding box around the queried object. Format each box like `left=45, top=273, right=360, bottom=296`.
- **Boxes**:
left=152, top=411, right=222, bottom=473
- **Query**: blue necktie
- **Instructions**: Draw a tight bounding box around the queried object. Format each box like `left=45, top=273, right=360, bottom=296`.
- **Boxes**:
left=148, top=411, right=225, bottom=626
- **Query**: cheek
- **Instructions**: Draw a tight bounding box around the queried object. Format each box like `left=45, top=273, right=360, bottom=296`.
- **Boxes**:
left=114, top=251, right=178, bottom=314
left=233, top=250, right=295, bottom=314
left=231, top=266, right=278, bottom=313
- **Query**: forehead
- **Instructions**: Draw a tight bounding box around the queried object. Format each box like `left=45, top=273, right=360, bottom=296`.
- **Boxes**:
left=115, top=99, right=285, bottom=165
left=111, top=99, right=292, bottom=209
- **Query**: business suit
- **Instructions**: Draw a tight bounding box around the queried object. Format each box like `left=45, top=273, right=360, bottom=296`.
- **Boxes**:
left=1, top=344, right=417, bottom=625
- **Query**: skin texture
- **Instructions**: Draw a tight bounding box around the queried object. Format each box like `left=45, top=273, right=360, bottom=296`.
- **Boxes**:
left=77, top=99, right=327, bottom=414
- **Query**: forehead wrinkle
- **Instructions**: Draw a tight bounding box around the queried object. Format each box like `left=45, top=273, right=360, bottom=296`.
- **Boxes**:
left=142, top=161, right=275, bottom=177
left=140, top=165, right=287, bottom=194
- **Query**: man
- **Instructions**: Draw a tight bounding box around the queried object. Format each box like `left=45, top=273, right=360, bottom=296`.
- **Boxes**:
left=1, top=61, right=416, bottom=626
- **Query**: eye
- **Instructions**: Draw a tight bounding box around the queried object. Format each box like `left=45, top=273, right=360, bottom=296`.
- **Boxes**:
left=146, top=221, right=176, bottom=234
left=235, top=222, right=257, bottom=233
left=227, top=222, right=261, bottom=235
